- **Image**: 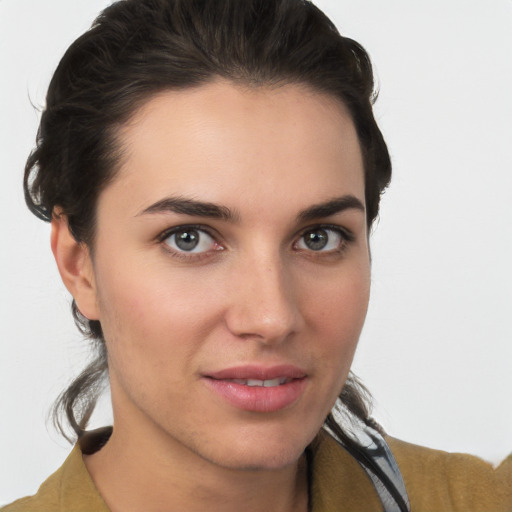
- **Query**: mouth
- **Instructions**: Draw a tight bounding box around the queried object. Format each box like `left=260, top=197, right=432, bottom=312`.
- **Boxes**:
left=205, top=364, right=307, bottom=381
left=220, top=377, right=293, bottom=387
left=202, top=365, right=307, bottom=412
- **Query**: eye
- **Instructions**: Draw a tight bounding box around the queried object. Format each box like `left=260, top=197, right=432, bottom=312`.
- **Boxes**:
left=163, top=227, right=219, bottom=254
left=295, top=227, right=349, bottom=252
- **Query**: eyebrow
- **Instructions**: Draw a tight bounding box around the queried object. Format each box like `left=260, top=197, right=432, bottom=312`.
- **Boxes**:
left=138, top=196, right=239, bottom=221
left=297, top=195, right=365, bottom=222
left=138, top=194, right=364, bottom=222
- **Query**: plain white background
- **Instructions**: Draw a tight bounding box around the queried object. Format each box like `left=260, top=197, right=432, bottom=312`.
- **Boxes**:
left=1, top=0, right=511, bottom=504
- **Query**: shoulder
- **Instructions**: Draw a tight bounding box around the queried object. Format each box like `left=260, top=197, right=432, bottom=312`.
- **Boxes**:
left=1, top=463, right=63, bottom=512
left=387, top=437, right=511, bottom=511
left=310, top=431, right=383, bottom=511
left=1, top=435, right=110, bottom=512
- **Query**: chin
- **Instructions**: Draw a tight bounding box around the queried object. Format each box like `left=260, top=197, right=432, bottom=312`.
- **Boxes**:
left=193, top=426, right=316, bottom=471
left=206, top=447, right=305, bottom=472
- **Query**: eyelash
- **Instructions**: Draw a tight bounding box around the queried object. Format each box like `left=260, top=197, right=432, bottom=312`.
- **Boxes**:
left=157, top=223, right=355, bottom=261
left=157, top=224, right=222, bottom=262
left=294, top=224, right=355, bottom=256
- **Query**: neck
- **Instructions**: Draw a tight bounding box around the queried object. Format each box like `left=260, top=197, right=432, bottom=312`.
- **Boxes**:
left=84, top=423, right=309, bottom=512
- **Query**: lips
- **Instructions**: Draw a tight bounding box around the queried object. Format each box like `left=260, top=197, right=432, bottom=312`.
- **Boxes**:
left=225, top=377, right=291, bottom=387
left=202, top=365, right=307, bottom=412
left=206, top=364, right=306, bottom=381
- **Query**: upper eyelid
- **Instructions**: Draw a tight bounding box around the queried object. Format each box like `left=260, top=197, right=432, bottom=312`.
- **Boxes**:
left=156, top=222, right=355, bottom=247
left=296, top=223, right=355, bottom=240
left=158, top=225, right=222, bottom=260
left=157, top=224, right=219, bottom=242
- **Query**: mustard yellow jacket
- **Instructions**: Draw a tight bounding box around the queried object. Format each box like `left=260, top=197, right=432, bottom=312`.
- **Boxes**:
left=3, top=432, right=511, bottom=511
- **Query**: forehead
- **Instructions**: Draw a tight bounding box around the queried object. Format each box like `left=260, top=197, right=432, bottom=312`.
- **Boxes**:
left=102, top=80, right=365, bottom=219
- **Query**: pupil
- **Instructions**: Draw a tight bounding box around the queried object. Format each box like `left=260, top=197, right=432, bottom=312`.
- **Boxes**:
left=175, top=230, right=199, bottom=251
left=305, top=230, right=328, bottom=250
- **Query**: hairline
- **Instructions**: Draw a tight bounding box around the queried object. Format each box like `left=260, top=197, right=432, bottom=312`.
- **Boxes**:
left=85, top=76, right=365, bottom=255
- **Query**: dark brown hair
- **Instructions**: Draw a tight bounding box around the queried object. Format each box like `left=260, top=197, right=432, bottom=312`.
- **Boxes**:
left=25, top=0, right=391, bottom=449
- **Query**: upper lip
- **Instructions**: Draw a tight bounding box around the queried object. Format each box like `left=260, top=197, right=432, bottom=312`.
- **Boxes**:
left=205, top=365, right=307, bottom=381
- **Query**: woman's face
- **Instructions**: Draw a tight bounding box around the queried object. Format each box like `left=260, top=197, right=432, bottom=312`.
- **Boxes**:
left=83, top=81, right=370, bottom=470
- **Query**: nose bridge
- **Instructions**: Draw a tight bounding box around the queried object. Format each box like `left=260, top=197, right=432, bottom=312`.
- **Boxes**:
left=225, top=246, right=301, bottom=343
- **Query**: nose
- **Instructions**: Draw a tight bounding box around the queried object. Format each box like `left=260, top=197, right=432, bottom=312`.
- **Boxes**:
left=224, top=252, right=303, bottom=345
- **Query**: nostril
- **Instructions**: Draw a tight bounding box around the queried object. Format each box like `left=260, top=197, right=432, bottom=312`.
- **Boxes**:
left=225, top=307, right=301, bottom=345
left=223, top=258, right=303, bottom=343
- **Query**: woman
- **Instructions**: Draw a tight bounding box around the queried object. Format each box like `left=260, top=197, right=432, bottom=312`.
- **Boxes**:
left=2, top=0, right=510, bottom=511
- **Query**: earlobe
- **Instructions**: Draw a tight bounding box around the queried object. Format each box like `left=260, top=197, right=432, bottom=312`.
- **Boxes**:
left=51, top=209, right=100, bottom=321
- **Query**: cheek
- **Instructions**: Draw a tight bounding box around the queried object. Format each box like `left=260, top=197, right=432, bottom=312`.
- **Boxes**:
left=93, top=259, right=224, bottom=376
left=97, top=250, right=217, bottom=326
left=303, top=261, right=370, bottom=374
left=308, top=260, right=370, bottom=332
left=94, top=270, right=217, bottom=419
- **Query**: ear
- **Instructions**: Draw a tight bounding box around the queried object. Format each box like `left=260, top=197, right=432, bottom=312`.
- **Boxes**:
left=51, top=209, right=100, bottom=321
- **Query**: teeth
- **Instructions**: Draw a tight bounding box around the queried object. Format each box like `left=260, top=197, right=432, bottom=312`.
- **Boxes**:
left=230, top=378, right=288, bottom=387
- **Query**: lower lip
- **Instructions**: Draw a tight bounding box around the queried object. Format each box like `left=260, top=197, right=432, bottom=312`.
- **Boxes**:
left=202, top=378, right=307, bottom=413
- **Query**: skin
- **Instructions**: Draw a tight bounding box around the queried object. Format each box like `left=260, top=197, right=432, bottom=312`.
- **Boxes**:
left=52, top=80, right=370, bottom=512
